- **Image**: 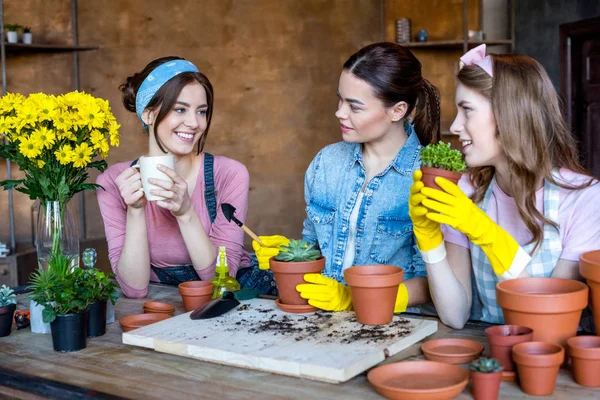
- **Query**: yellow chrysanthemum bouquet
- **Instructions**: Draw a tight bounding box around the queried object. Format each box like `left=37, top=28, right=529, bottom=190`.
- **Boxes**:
left=0, top=91, right=120, bottom=204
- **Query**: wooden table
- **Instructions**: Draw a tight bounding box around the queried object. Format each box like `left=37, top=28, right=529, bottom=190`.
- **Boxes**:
left=0, top=284, right=597, bottom=399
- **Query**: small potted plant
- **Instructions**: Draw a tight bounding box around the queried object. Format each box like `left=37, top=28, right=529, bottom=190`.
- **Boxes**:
left=29, top=252, right=91, bottom=352
left=22, top=27, right=32, bottom=44
left=0, top=284, right=17, bottom=337
left=81, top=268, right=119, bottom=338
left=5, top=24, right=21, bottom=44
left=420, top=141, right=467, bottom=190
left=269, top=239, right=325, bottom=308
left=469, top=357, right=503, bottom=400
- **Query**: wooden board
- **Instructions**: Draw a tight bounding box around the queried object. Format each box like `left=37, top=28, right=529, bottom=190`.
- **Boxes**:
left=123, top=298, right=437, bottom=383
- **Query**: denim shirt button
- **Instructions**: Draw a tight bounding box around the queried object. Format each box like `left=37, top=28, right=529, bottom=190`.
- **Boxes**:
left=342, top=226, right=347, bottom=232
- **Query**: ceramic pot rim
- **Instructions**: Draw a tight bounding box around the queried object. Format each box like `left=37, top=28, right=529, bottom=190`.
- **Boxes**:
left=0, top=303, right=16, bottom=314
left=496, top=278, right=588, bottom=313
left=178, top=281, right=213, bottom=296
left=485, top=325, right=534, bottom=346
left=269, top=257, right=325, bottom=274
left=420, top=166, right=462, bottom=180
left=512, top=341, right=564, bottom=367
left=344, top=265, right=404, bottom=288
left=567, top=336, right=600, bottom=359
left=470, top=370, right=503, bottom=381
left=580, top=250, right=600, bottom=281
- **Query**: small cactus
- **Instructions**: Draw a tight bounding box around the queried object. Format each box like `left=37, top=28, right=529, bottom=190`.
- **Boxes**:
left=274, top=239, right=322, bottom=262
left=469, top=357, right=503, bottom=373
left=0, top=285, right=16, bottom=307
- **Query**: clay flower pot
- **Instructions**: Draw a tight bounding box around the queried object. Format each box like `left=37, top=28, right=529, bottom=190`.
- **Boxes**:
left=269, top=257, right=325, bottom=305
left=512, top=341, right=564, bottom=396
left=579, top=250, right=600, bottom=334
left=567, top=335, right=600, bottom=387
left=470, top=370, right=502, bottom=400
left=496, top=278, right=588, bottom=347
left=178, top=281, right=214, bottom=312
left=344, top=265, right=404, bottom=325
left=143, top=301, right=175, bottom=317
left=485, top=325, right=533, bottom=372
left=420, top=166, right=462, bottom=191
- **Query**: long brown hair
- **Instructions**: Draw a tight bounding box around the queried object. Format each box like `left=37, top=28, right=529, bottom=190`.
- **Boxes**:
left=119, top=56, right=214, bottom=154
left=458, top=54, right=595, bottom=253
left=343, top=42, right=440, bottom=145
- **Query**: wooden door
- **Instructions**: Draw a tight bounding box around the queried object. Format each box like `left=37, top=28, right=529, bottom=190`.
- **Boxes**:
left=561, top=17, right=600, bottom=177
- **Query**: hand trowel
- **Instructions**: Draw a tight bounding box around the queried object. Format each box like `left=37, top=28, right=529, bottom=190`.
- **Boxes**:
left=189, top=289, right=259, bottom=320
left=221, top=203, right=265, bottom=246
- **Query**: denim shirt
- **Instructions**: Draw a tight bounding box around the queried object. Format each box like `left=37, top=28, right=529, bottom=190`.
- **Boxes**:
left=302, top=122, right=426, bottom=283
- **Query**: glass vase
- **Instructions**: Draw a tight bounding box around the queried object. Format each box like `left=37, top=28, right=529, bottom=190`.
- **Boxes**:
left=36, top=200, right=80, bottom=271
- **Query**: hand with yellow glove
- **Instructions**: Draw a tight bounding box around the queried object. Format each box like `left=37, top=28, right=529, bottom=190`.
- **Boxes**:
left=421, top=177, right=531, bottom=279
left=297, top=273, right=411, bottom=313
left=251, top=235, right=290, bottom=270
left=409, top=170, right=446, bottom=263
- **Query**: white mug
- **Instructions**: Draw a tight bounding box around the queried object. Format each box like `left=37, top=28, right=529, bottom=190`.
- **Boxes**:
left=133, top=155, right=175, bottom=201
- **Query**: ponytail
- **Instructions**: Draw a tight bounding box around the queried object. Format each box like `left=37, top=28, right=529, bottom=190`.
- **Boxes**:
left=412, top=79, right=441, bottom=146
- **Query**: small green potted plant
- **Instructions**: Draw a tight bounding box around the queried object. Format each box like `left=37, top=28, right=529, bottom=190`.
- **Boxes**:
left=469, top=357, right=503, bottom=400
left=29, top=252, right=91, bottom=352
left=22, top=26, right=32, bottom=44
left=269, top=239, right=325, bottom=308
left=5, top=24, right=22, bottom=43
left=420, top=141, right=467, bottom=190
left=0, top=284, right=17, bottom=337
left=81, top=268, right=119, bottom=338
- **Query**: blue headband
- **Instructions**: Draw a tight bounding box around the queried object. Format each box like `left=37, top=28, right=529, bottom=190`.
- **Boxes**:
left=135, top=59, right=199, bottom=123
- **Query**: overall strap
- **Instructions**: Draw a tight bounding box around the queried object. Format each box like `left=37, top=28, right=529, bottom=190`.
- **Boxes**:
left=204, top=153, right=217, bottom=224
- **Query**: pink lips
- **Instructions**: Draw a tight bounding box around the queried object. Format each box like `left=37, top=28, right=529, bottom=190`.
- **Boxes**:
left=340, top=123, right=353, bottom=133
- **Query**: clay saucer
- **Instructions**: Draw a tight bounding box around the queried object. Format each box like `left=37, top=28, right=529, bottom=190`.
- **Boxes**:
left=274, top=298, right=317, bottom=314
left=501, top=370, right=516, bottom=382
left=120, top=313, right=170, bottom=332
left=143, top=301, right=175, bottom=316
left=421, top=338, right=484, bottom=365
left=367, top=360, right=469, bottom=400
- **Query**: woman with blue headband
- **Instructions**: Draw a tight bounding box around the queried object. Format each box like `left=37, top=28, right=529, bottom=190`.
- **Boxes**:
left=96, top=57, right=253, bottom=298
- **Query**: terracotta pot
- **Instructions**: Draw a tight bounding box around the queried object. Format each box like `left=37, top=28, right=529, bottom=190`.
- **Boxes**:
left=485, top=325, right=533, bottom=372
left=512, top=341, right=564, bottom=396
left=567, top=335, right=600, bottom=387
left=470, top=371, right=502, bottom=400
left=420, top=166, right=462, bottom=191
left=178, top=281, right=214, bottom=312
left=344, top=265, right=404, bottom=325
left=120, top=313, right=170, bottom=332
left=496, top=278, right=588, bottom=347
left=580, top=250, right=600, bottom=334
left=270, top=257, right=325, bottom=305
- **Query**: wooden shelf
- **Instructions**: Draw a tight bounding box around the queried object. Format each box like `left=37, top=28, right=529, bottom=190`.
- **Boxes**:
left=2, top=43, right=99, bottom=55
left=399, top=40, right=513, bottom=49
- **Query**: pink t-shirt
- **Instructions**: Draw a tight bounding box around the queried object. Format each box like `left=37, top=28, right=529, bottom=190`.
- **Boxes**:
left=96, top=154, right=251, bottom=298
left=442, top=169, right=600, bottom=261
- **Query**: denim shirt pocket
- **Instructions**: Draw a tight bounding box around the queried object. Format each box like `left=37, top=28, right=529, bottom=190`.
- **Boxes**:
left=306, top=201, right=336, bottom=251
left=370, top=216, right=413, bottom=265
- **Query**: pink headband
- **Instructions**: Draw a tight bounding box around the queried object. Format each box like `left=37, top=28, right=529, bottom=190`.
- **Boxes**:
left=459, top=44, right=493, bottom=77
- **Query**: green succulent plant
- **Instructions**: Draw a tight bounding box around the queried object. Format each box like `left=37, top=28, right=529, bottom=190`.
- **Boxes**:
left=469, top=357, right=504, bottom=373
left=0, top=284, right=16, bottom=307
left=274, top=239, right=322, bottom=262
left=420, top=141, right=467, bottom=173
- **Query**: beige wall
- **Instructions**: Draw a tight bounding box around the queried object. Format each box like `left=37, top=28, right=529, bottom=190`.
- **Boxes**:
left=0, top=0, right=382, bottom=249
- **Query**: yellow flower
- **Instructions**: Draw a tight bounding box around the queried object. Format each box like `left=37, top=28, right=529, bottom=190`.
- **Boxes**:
left=18, top=136, right=42, bottom=159
left=52, top=110, right=72, bottom=132
left=37, top=159, right=46, bottom=168
left=31, top=127, right=56, bottom=150
left=15, top=104, right=39, bottom=130
left=0, top=93, right=25, bottom=113
left=35, top=96, right=58, bottom=122
left=72, top=142, right=93, bottom=168
left=77, top=100, right=105, bottom=130
left=97, top=138, right=109, bottom=158
left=90, top=130, right=105, bottom=150
left=108, top=119, right=121, bottom=147
left=54, top=144, right=74, bottom=165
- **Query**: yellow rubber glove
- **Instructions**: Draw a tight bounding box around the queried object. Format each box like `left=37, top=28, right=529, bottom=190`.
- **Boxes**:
left=421, top=177, right=530, bottom=279
left=409, top=170, right=444, bottom=252
left=297, top=274, right=353, bottom=311
left=251, top=235, right=290, bottom=270
left=394, top=283, right=409, bottom=313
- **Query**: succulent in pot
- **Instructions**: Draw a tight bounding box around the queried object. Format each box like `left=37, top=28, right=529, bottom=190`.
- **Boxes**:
left=420, top=141, right=466, bottom=190
left=269, top=239, right=325, bottom=307
left=469, top=357, right=503, bottom=400
left=0, top=284, right=17, bottom=337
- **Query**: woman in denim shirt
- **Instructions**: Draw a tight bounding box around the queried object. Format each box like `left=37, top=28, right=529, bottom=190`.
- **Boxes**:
left=254, top=42, right=441, bottom=313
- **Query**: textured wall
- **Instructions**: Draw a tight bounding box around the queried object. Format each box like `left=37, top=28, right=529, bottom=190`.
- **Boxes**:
left=0, top=0, right=382, bottom=249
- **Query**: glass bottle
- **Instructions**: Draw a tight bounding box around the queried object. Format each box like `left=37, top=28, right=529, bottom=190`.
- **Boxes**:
left=210, top=246, right=240, bottom=299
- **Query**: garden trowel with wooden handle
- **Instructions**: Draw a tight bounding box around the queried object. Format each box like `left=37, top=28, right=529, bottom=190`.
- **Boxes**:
left=190, top=289, right=259, bottom=319
left=221, top=203, right=265, bottom=246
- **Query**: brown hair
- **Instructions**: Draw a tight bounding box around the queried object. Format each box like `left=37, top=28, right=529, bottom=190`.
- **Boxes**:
left=458, top=54, right=595, bottom=253
left=119, top=56, right=214, bottom=154
left=343, top=42, right=440, bottom=145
